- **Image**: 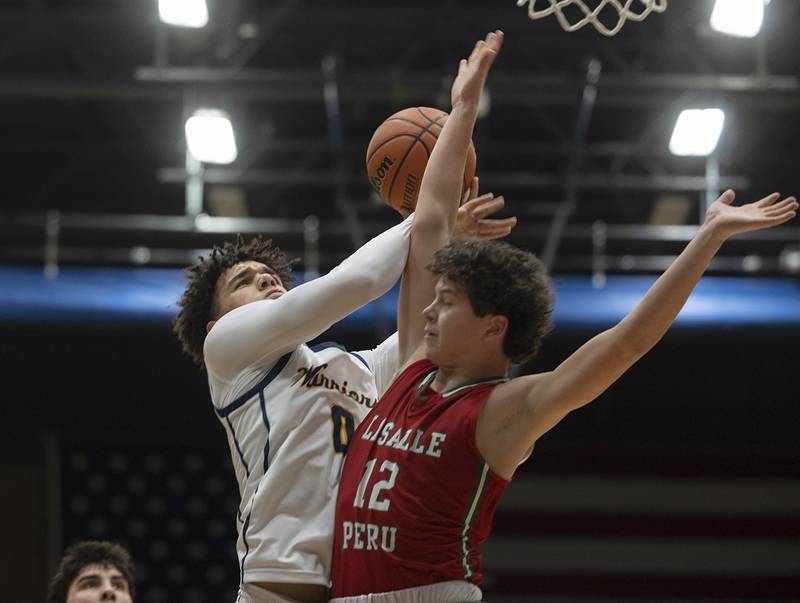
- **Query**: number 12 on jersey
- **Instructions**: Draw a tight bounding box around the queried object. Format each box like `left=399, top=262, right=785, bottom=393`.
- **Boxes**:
left=353, top=458, right=399, bottom=511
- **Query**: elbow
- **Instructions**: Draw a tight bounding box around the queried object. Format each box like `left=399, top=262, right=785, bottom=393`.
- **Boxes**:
left=411, top=213, right=451, bottom=241
left=352, top=272, right=394, bottom=301
left=610, top=324, right=653, bottom=363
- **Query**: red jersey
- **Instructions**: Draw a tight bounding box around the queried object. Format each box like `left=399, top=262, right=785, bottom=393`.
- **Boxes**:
left=330, top=359, right=509, bottom=598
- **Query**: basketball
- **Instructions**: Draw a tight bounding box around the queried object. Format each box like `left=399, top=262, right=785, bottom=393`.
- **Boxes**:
left=366, top=107, right=477, bottom=215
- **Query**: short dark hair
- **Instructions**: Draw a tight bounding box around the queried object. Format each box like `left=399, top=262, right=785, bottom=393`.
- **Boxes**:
left=173, top=236, right=297, bottom=367
left=47, top=541, right=135, bottom=603
left=428, top=239, right=553, bottom=363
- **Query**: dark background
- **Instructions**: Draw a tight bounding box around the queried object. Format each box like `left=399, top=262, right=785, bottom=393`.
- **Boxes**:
left=0, top=0, right=799, bottom=601
left=2, top=322, right=798, bottom=602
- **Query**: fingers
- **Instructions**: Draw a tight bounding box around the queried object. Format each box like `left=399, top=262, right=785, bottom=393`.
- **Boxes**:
left=764, top=196, right=798, bottom=215
left=460, top=177, right=479, bottom=205
left=481, top=217, right=518, bottom=230
left=755, top=192, right=781, bottom=208
left=460, top=186, right=470, bottom=206
left=474, top=195, right=507, bottom=219
left=466, top=30, right=504, bottom=71
left=488, top=29, right=504, bottom=52
left=481, top=30, right=503, bottom=66
left=468, top=39, right=484, bottom=63
left=474, top=217, right=518, bottom=240
left=758, top=197, right=797, bottom=228
left=461, top=193, right=503, bottom=215
left=459, top=193, right=493, bottom=213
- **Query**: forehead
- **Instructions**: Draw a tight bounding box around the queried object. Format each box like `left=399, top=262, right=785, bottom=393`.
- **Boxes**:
left=219, top=261, right=273, bottom=285
left=435, top=276, right=464, bottom=295
left=226, top=260, right=271, bottom=277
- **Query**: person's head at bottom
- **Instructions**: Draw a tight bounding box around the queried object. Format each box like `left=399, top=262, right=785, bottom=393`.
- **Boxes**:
left=424, top=238, right=553, bottom=370
left=47, top=541, right=135, bottom=603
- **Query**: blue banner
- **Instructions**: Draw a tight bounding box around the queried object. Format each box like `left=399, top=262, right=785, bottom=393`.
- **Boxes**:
left=1, top=266, right=799, bottom=328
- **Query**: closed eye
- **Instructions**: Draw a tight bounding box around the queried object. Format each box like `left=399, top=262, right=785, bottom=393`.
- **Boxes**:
left=77, top=577, right=101, bottom=590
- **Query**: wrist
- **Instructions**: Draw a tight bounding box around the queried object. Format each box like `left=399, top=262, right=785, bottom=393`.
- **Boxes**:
left=450, top=100, right=480, bottom=119
left=697, top=220, right=729, bottom=246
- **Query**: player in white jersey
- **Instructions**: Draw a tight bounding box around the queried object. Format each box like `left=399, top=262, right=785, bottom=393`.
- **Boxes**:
left=173, top=47, right=515, bottom=603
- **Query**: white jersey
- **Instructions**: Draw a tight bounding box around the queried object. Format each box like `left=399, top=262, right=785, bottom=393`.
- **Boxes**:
left=211, top=337, right=398, bottom=586
left=203, top=215, right=413, bottom=588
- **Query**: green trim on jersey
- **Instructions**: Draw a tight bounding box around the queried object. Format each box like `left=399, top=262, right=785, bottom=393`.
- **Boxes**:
left=418, top=368, right=507, bottom=399
left=441, top=375, right=507, bottom=398
left=416, top=370, right=437, bottom=396
left=460, top=460, right=491, bottom=581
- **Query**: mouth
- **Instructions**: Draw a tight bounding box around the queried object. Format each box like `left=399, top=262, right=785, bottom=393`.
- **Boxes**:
left=265, top=289, right=284, bottom=300
left=424, top=330, right=437, bottom=339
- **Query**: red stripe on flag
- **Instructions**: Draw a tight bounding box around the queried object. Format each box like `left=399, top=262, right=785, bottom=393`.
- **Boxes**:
left=491, top=512, right=800, bottom=539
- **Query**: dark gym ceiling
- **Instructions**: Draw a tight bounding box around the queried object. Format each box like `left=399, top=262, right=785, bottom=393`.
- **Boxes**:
left=1, top=0, right=798, bottom=274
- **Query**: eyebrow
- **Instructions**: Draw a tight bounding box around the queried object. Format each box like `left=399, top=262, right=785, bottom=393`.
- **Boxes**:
left=75, top=572, right=128, bottom=586
left=227, top=267, right=253, bottom=290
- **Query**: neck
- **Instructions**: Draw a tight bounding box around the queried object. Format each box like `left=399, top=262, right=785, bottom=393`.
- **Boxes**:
left=430, top=356, right=509, bottom=394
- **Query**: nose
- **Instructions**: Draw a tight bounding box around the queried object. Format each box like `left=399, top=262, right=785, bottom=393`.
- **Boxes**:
left=422, top=300, right=436, bottom=322
left=257, top=272, right=277, bottom=290
left=100, top=584, right=116, bottom=601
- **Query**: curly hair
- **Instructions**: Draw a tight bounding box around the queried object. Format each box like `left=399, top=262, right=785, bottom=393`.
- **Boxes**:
left=173, top=236, right=297, bottom=367
left=47, top=541, right=135, bottom=603
left=428, top=239, right=553, bottom=364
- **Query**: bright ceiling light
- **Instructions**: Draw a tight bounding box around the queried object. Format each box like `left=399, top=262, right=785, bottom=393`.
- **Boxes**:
left=158, top=0, right=209, bottom=28
left=710, top=0, right=767, bottom=38
left=669, top=108, right=726, bottom=157
left=185, top=110, right=238, bottom=165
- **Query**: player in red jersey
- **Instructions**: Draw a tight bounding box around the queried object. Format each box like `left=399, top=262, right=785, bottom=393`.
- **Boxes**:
left=329, top=31, right=799, bottom=603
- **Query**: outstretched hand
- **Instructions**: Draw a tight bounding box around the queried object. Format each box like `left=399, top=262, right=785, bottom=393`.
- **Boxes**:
left=454, top=176, right=517, bottom=240
left=705, top=190, right=797, bottom=239
left=451, top=30, right=504, bottom=111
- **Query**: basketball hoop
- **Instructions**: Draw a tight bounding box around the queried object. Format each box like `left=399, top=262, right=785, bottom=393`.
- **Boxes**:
left=517, top=0, right=668, bottom=36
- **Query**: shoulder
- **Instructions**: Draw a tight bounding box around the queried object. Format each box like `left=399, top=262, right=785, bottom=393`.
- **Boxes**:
left=209, top=347, right=300, bottom=413
left=310, top=341, right=371, bottom=371
left=481, top=372, right=549, bottom=423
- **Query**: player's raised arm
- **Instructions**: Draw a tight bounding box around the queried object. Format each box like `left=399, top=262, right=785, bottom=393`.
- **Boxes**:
left=203, top=215, right=413, bottom=381
left=482, top=190, right=797, bottom=478
left=397, top=30, right=504, bottom=366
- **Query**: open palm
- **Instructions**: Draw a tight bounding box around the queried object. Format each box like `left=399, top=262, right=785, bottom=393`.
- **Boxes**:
left=705, top=190, right=797, bottom=238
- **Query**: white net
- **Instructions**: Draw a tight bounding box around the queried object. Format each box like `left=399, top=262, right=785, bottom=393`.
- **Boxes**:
left=517, top=0, right=668, bottom=36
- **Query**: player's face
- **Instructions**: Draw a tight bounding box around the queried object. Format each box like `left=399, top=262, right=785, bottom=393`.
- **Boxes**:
left=66, top=564, right=132, bottom=603
left=422, top=277, right=485, bottom=365
left=214, top=260, right=287, bottom=318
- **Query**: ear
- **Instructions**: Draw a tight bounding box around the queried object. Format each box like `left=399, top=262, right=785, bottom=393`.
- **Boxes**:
left=206, top=320, right=216, bottom=334
left=484, top=315, right=508, bottom=341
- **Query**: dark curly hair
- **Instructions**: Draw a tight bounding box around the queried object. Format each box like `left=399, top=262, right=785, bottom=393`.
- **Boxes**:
left=47, top=541, right=135, bottom=603
left=173, top=236, right=297, bottom=367
left=428, top=239, right=553, bottom=364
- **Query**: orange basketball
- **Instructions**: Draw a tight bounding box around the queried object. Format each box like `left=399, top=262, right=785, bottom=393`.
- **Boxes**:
left=366, top=107, right=477, bottom=215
